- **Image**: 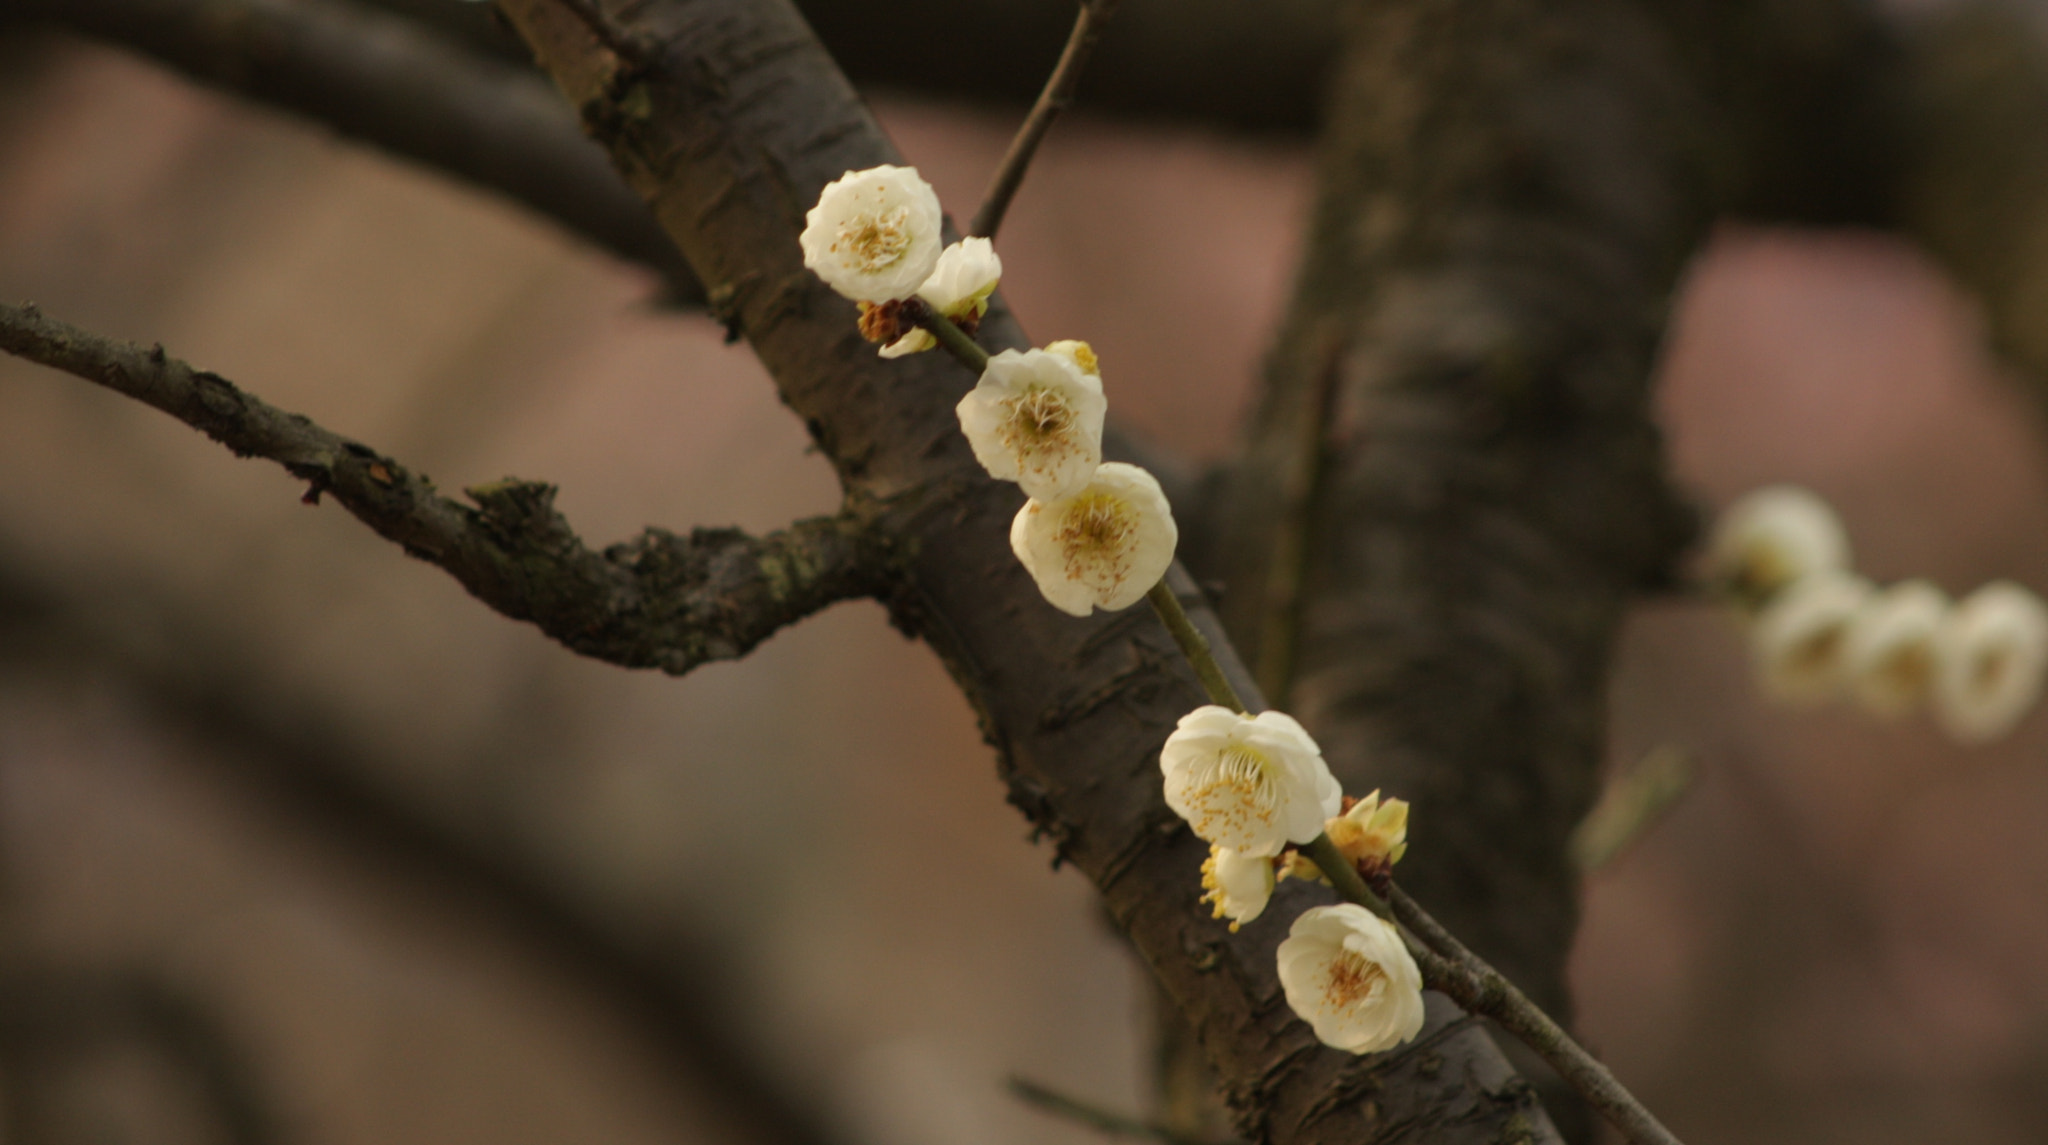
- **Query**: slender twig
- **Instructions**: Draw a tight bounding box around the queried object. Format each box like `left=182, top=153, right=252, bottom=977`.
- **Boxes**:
left=1569, top=744, right=1697, bottom=872
left=0, top=301, right=885, bottom=674
left=905, top=300, right=991, bottom=372
left=967, top=0, right=1123, bottom=240
left=1145, top=581, right=1246, bottom=713
left=1007, top=1077, right=1238, bottom=1145
left=1253, top=331, right=1345, bottom=707
left=1384, top=883, right=1684, bottom=1145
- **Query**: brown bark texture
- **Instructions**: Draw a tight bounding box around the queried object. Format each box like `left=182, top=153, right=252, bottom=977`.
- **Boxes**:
left=485, top=0, right=1561, bottom=1141
left=1212, top=0, right=1715, bottom=1130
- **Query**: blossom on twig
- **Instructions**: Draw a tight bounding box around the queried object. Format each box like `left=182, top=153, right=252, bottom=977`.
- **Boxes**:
left=1752, top=569, right=1873, bottom=704
left=1707, top=485, right=1849, bottom=607
left=1160, top=706, right=1341, bottom=857
left=1277, top=904, right=1426, bottom=1054
left=1325, top=790, right=1409, bottom=877
left=959, top=347, right=1107, bottom=500
left=1842, top=579, right=1948, bottom=718
left=1200, top=845, right=1274, bottom=929
left=799, top=165, right=944, bottom=303
left=1932, top=581, right=2048, bottom=744
left=1010, top=462, right=1176, bottom=615
left=879, top=238, right=1004, bottom=357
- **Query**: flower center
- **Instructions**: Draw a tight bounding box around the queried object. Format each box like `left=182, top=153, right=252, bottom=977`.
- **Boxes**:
left=1180, top=745, right=1280, bottom=843
left=835, top=206, right=912, bottom=272
left=1055, top=492, right=1138, bottom=585
left=1874, top=644, right=1930, bottom=698
left=1323, top=950, right=1388, bottom=1011
left=1788, top=623, right=1845, bottom=679
left=1001, top=385, right=1076, bottom=449
left=1974, top=645, right=2014, bottom=694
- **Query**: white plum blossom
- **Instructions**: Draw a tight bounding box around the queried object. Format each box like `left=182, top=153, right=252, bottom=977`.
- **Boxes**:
left=1010, top=462, right=1176, bottom=615
left=799, top=165, right=944, bottom=303
left=1044, top=339, right=1099, bottom=377
left=1932, top=581, right=2048, bottom=744
left=879, top=237, right=1004, bottom=357
left=1160, top=706, right=1342, bottom=857
left=1752, top=570, right=1874, bottom=705
left=1200, top=845, right=1274, bottom=929
left=1276, top=904, right=1426, bottom=1055
left=1843, top=579, right=1949, bottom=718
left=1708, top=485, right=1850, bottom=607
left=959, top=347, right=1107, bottom=500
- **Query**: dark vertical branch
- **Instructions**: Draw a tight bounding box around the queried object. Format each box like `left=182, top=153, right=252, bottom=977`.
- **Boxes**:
left=1217, top=0, right=1712, bottom=1134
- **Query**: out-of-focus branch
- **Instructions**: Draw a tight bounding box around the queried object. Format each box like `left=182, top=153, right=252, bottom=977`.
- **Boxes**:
left=0, top=965, right=279, bottom=1145
left=1894, top=1, right=2048, bottom=389
left=12, top=0, right=704, bottom=304
left=0, top=553, right=848, bottom=1145
left=1214, top=0, right=1718, bottom=1135
left=346, top=0, right=1342, bottom=133
left=0, top=300, right=884, bottom=674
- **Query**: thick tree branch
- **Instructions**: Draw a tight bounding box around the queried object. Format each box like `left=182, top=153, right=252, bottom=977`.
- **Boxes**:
left=1214, top=0, right=1713, bottom=1135
left=487, top=1, right=1559, bottom=1142
left=12, top=0, right=705, bottom=304
left=0, top=300, right=884, bottom=674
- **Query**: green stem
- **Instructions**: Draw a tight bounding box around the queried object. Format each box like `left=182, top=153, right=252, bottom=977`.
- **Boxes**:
left=1144, top=580, right=1246, bottom=713
left=905, top=301, right=990, bottom=373
left=1299, top=833, right=1392, bottom=922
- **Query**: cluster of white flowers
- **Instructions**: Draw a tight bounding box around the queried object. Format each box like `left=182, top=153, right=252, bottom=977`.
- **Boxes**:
left=1709, top=485, right=2048, bottom=743
left=803, top=166, right=1424, bottom=1059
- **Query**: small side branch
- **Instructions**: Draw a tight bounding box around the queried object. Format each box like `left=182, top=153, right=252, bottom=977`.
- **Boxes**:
left=1008, top=1077, right=1240, bottom=1145
left=0, top=301, right=885, bottom=674
left=967, top=0, right=1122, bottom=240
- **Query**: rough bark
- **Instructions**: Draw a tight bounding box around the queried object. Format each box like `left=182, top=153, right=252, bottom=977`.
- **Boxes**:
left=487, top=0, right=1559, bottom=1141
left=0, top=302, right=887, bottom=676
left=9, top=0, right=704, bottom=304
left=1212, top=0, right=1711, bottom=1134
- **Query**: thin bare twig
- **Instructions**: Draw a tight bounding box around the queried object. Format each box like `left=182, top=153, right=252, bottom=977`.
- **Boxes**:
left=967, top=0, right=1123, bottom=240
left=1569, top=744, right=1697, bottom=872
left=0, top=300, right=885, bottom=674
left=1382, top=882, right=1684, bottom=1145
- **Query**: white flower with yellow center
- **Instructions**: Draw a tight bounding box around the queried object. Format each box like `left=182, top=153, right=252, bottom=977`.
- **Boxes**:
left=1843, top=579, right=1949, bottom=719
left=1160, top=706, right=1341, bottom=857
left=1325, top=790, right=1409, bottom=873
left=879, top=238, right=1004, bottom=357
left=1277, top=904, right=1426, bottom=1055
left=1044, top=339, right=1099, bottom=377
left=1010, top=462, right=1176, bottom=615
left=1932, top=581, right=2048, bottom=744
left=1753, top=570, right=1874, bottom=705
left=799, top=165, right=944, bottom=303
left=1199, top=845, right=1273, bottom=930
left=1708, top=485, right=1850, bottom=607
left=960, top=348, right=1107, bottom=500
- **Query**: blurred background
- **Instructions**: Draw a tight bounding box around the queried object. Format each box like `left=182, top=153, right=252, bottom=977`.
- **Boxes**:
left=1, top=18, right=2046, bottom=1145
